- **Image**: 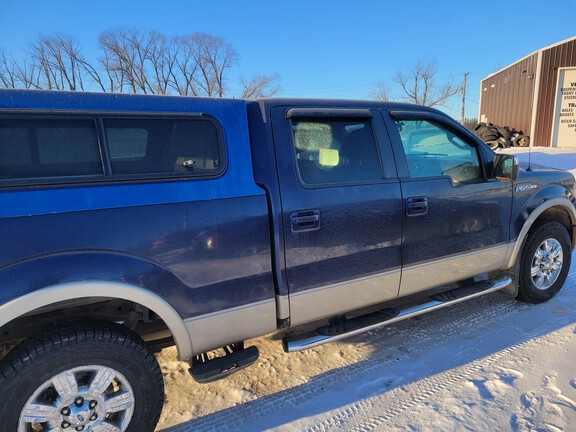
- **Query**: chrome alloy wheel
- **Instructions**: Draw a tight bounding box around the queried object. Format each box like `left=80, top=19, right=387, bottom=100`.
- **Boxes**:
left=19, top=365, right=134, bottom=432
left=530, top=238, right=564, bottom=290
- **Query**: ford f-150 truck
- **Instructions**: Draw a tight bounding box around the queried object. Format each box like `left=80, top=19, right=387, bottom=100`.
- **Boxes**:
left=0, top=89, right=574, bottom=432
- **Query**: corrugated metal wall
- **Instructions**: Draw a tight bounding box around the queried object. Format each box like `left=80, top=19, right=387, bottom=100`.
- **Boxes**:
left=479, top=38, right=576, bottom=147
left=533, top=39, right=576, bottom=147
left=479, top=54, right=537, bottom=138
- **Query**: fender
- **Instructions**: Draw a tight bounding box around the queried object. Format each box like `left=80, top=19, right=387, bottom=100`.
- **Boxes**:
left=0, top=251, right=196, bottom=360
left=0, top=251, right=193, bottom=307
left=0, top=281, right=194, bottom=360
left=504, top=196, right=576, bottom=269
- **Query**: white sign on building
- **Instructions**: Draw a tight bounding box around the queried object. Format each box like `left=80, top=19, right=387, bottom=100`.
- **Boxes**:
left=551, top=67, right=576, bottom=148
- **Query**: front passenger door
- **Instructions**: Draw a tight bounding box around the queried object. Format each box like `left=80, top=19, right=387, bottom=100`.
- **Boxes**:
left=384, top=112, right=513, bottom=296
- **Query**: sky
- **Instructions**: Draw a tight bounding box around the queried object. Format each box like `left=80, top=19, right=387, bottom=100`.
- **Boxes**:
left=1, top=0, right=575, bottom=120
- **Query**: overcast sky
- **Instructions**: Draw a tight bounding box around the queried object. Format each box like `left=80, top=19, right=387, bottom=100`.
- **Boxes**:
left=1, top=0, right=574, bottom=120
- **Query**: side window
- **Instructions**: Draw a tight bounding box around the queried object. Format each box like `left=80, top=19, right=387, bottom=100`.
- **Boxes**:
left=395, top=119, right=482, bottom=182
left=103, top=117, right=222, bottom=177
left=291, top=118, right=382, bottom=186
left=0, top=117, right=103, bottom=180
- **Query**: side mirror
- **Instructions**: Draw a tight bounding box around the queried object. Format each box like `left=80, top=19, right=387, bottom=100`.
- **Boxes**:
left=494, top=154, right=519, bottom=182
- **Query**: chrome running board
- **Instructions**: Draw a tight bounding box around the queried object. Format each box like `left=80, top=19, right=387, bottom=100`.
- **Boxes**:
left=282, top=275, right=512, bottom=352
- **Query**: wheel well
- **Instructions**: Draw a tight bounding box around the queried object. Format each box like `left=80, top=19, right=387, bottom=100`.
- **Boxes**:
left=530, top=206, right=574, bottom=243
left=0, top=297, right=174, bottom=358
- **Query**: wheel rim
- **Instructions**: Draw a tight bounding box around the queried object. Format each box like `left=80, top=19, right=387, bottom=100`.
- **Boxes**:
left=18, top=365, right=134, bottom=432
left=530, top=238, right=563, bottom=290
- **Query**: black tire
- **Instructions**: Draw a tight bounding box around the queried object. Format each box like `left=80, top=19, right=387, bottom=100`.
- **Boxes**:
left=498, top=127, right=511, bottom=140
left=517, top=222, right=572, bottom=304
left=0, top=321, right=164, bottom=432
left=515, top=134, right=530, bottom=147
left=481, top=129, right=498, bottom=141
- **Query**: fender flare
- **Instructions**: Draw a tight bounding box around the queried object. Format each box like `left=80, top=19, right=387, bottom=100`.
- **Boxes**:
left=0, top=281, right=194, bottom=361
left=504, top=197, right=576, bottom=269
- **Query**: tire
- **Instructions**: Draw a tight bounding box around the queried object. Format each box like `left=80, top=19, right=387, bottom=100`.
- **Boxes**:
left=498, top=127, right=511, bottom=140
left=517, top=222, right=572, bottom=304
left=516, top=134, right=530, bottom=147
left=485, top=140, right=500, bottom=150
left=480, top=131, right=499, bottom=140
left=0, top=321, right=164, bottom=432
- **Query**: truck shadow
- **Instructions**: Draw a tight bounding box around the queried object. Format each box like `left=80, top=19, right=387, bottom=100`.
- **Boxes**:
left=159, top=272, right=576, bottom=432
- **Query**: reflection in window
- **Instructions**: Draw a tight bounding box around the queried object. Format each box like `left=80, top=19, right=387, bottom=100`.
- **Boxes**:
left=395, top=120, right=481, bottom=182
left=103, top=118, right=221, bottom=176
left=291, top=119, right=382, bottom=186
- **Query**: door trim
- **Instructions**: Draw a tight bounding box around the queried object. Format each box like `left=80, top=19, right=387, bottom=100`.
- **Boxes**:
left=289, top=268, right=401, bottom=326
left=400, top=243, right=509, bottom=295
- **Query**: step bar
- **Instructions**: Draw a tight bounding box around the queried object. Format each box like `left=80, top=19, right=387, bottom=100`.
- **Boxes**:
left=282, top=275, right=512, bottom=353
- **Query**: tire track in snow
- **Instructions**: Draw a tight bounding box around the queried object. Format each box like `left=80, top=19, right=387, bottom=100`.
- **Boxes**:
left=306, top=273, right=576, bottom=432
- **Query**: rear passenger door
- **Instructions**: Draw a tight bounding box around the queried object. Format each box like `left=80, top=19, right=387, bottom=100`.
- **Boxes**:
left=382, top=110, right=512, bottom=296
left=271, top=107, right=403, bottom=326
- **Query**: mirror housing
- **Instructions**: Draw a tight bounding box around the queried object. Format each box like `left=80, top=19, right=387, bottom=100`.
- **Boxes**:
left=494, top=153, right=519, bottom=182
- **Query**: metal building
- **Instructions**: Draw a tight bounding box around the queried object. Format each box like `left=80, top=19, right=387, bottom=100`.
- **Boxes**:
left=478, top=36, right=576, bottom=147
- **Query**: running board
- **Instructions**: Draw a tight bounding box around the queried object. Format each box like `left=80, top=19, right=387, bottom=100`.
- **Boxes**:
left=188, top=343, right=259, bottom=383
left=282, top=275, right=512, bottom=352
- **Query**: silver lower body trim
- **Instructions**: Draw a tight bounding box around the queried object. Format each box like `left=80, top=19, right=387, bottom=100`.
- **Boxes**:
left=289, top=269, right=401, bottom=326
left=400, top=244, right=509, bottom=296
left=183, top=299, right=277, bottom=355
left=283, top=275, right=512, bottom=352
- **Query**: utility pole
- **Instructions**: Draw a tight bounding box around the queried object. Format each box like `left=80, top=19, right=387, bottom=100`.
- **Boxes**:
left=461, top=72, right=469, bottom=124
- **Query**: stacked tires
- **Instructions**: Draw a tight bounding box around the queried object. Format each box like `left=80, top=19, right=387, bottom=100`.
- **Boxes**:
left=473, top=123, right=530, bottom=150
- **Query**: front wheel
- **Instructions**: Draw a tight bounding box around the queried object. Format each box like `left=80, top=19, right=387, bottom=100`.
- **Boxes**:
left=517, top=222, right=572, bottom=303
left=0, top=321, right=164, bottom=432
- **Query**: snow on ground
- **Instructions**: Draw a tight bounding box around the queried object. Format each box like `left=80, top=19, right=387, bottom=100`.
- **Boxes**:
left=156, top=147, right=576, bottom=432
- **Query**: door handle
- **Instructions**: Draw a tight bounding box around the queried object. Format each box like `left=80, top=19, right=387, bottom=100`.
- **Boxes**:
left=406, top=197, right=428, bottom=217
left=290, top=210, right=321, bottom=232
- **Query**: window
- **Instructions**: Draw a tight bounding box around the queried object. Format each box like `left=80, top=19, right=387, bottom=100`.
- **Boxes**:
left=395, top=120, right=481, bottom=182
left=0, top=118, right=103, bottom=180
left=291, top=118, right=382, bottom=185
left=103, top=118, right=222, bottom=177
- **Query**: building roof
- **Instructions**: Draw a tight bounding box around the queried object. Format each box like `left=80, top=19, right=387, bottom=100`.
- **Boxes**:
left=481, top=35, right=576, bottom=82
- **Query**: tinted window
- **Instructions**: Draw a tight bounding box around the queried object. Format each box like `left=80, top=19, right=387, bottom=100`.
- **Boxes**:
left=103, top=118, right=222, bottom=176
left=0, top=118, right=103, bottom=179
left=395, top=120, right=481, bottom=182
left=291, top=118, right=382, bottom=185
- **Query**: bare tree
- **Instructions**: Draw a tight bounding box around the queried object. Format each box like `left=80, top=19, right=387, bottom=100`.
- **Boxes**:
left=171, top=34, right=202, bottom=96
left=175, top=33, right=238, bottom=97
left=3, top=29, right=280, bottom=98
left=147, top=31, right=177, bottom=95
left=99, top=29, right=153, bottom=93
left=372, top=82, right=391, bottom=101
left=30, top=35, right=80, bottom=90
left=240, top=74, right=280, bottom=99
left=0, top=50, right=18, bottom=88
left=23, top=35, right=106, bottom=92
left=0, top=50, right=42, bottom=89
left=392, top=59, right=460, bottom=107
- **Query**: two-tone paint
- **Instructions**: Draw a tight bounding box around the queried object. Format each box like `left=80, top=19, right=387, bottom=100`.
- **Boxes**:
left=0, top=90, right=574, bottom=362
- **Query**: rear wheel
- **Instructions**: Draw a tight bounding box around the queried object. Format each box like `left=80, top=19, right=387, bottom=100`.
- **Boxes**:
left=517, top=222, right=571, bottom=303
left=0, top=321, right=164, bottom=432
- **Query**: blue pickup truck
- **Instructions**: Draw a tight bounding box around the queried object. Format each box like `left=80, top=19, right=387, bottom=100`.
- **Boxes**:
left=0, top=90, right=574, bottom=432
